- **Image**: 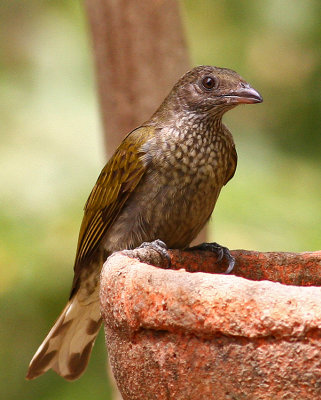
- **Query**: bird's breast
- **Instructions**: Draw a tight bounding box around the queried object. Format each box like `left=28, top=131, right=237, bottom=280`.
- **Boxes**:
left=103, top=131, right=232, bottom=252
left=158, top=132, right=230, bottom=186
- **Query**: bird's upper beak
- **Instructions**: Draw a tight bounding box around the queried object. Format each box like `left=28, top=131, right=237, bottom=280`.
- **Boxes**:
left=223, top=84, right=263, bottom=104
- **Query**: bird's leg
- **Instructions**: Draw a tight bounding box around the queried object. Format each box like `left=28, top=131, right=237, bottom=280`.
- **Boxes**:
left=187, top=242, right=235, bottom=274
left=122, top=239, right=171, bottom=269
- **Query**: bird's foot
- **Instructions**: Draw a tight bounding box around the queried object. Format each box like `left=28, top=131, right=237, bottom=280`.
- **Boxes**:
left=138, top=239, right=171, bottom=265
left=122, top=239, right=171, bottom=269
left=188, top=242, right=235, bottom=274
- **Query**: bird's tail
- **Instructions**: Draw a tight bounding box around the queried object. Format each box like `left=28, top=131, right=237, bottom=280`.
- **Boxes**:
left=26, top=288, right=101, bottom=381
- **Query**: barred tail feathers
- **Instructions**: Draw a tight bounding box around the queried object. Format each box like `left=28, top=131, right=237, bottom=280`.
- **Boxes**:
left=26, top=290, right=101, bottom=381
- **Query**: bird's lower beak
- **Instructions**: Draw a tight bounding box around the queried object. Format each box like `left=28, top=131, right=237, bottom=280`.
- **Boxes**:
left=223, top=86, right=263, bottom=104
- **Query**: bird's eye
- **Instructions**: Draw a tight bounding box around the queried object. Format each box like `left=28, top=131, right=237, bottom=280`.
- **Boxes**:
left=201, top=76, right=217, bottom=90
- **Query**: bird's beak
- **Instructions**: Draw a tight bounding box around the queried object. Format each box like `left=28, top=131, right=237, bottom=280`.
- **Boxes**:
left=223, top=85, right=263, bottom=104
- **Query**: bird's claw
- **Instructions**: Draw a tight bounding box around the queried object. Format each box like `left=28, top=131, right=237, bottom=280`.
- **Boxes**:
left=188, top=242, right=235, bottom=274
left=138, top=239, right=172, bottom=268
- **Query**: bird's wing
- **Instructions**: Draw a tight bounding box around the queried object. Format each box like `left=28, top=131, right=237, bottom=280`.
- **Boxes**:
left=224, top=143, right=238, bottom=185
left=72, top=126, right=153, bottom=279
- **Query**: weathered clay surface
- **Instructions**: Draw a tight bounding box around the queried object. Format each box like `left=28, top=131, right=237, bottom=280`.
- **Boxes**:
left=100, top=250, right=321, bottom=400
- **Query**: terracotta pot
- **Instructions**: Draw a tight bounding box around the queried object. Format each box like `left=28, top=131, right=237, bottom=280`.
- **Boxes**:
left=100, top=249, right=321, bottom=400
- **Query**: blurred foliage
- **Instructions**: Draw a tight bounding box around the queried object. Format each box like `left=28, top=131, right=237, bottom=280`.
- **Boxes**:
left=0, top=1, right=320, bottom=400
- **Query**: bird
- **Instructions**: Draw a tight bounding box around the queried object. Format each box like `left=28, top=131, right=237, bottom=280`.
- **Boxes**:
left=26, top=65, right=262, bottom=381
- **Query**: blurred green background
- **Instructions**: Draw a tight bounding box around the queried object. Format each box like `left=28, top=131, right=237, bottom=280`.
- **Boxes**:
left=1, top=1, right=320, bottom=399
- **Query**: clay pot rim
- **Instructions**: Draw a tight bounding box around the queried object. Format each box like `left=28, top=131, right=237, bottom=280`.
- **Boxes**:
left=101, top=252, right=321, bottom=341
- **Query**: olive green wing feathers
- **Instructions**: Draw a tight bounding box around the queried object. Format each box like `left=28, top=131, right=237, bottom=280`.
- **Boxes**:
left=73, top=126, right=153, bottom=271
left=224, top=143, right=238, bottom=185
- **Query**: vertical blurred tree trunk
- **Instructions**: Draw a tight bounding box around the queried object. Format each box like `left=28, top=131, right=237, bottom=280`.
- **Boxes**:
left=84, top=1, right=206, bottom=397
left=85, top=0, right=189, bottom=157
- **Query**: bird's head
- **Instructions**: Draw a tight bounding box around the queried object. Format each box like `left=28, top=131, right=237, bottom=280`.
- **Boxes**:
left=165, top=65, right=262, bottom=116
